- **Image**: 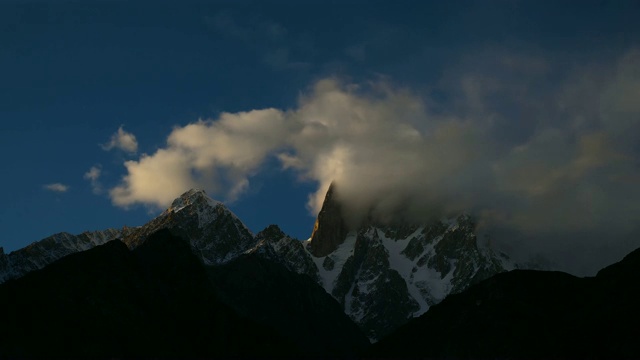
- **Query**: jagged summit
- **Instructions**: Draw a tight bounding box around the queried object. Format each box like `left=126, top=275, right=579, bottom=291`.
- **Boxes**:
left=166, top=188, right=221, bottom=214
left=309, top=183, right=349, bottom=257
left=179, top=187, right=208, bottom=199
left=256, top=224, right=286, bottom=241
left=120, top=188, right=254, bottom=265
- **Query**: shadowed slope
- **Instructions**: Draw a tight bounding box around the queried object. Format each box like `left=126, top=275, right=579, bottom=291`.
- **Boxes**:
left=0, top=229, right=297, bottom=358
left=369, top=245, right=640, bottom=358
left=208, top=239, right=370, bottom=356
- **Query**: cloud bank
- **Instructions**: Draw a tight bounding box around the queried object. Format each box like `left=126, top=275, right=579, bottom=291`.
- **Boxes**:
left=109, top=48, right=640, bottom=274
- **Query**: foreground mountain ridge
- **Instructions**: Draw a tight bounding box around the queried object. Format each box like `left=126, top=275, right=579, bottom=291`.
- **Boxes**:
left=0, top=230, right=316, bottom=357
left=0, top=187, right=510, bottom=340
left=370, top=246, right=640, bottom=358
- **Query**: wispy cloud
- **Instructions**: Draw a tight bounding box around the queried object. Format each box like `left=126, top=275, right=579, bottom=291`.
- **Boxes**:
left=43, top=183, right=69, bottom=193
left=102, top=126, right=138, bottom=153
left=84, top=165, right=103, bottom=194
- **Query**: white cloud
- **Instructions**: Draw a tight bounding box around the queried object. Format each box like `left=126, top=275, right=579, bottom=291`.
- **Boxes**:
left=107, top=48, right=640, bottom=274
left=109, top=109, right=288, bottom=209
left=84, top=165, right=103, bottom=194
left=110, top=149, right=199, bottom=209
left=43, top=183, right=69, bottom=193
left=102, top=126, right=138, bottom=153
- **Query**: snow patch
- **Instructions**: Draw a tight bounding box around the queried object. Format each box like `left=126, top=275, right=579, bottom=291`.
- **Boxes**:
left=377, top=227, right=432, bottom=314
left=412, top=260, right=454, bottom=302
left=309, top=232, right=357, bottom=292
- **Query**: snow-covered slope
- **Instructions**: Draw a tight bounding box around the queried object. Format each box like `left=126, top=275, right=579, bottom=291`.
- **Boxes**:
left=245, top=224, right=320, bottom=282
left=302, top=185, right=513, bottom=341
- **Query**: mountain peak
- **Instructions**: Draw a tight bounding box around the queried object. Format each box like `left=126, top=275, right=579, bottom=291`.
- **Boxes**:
left=309, top=182, right=349, bottom=257
left=168, top=188, right=221, bottom=213
left=120, top=187, right=255, bottom=265
left=178, top=188, right=208, bottom=201
left=184, top=187, right=206, bottom=195
left=256, top=224, right=286, bottom=241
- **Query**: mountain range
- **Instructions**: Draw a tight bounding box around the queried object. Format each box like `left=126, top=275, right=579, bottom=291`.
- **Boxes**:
left=1, top=186, right=509, bottom=341
left=1, top=186, right=638, bottom=358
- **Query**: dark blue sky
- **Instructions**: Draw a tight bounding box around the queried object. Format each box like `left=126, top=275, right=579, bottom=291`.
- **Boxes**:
left=1, top=0, right=639, bottom=265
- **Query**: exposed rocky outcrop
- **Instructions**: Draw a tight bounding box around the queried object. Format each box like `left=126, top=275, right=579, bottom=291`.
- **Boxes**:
left=248, top=224, right=320, bottom=282
left=308, top=183, right=349, bottom=257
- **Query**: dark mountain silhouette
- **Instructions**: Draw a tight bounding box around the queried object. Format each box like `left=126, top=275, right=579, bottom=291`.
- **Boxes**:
left=208, top=250, right=370, bottom=356
left=368, top=246, right=640, bottom=358
left=0, top=230, right=300, bottom=358
left=208, top=224, right=369, bottom=355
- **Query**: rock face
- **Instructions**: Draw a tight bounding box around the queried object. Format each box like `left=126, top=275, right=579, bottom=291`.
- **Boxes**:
left=308, top=183, right=349, bottom=257
left=305, top=187, right=512, bottom=341
left=247, top=224, right=320, bottom=283
left=121, top=189, right=256, bottom=265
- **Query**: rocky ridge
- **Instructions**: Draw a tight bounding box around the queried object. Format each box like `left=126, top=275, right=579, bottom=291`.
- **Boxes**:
left=0, top=189, right=255, bottom=284
left=245, top=224, right=320, bottom=282
left=0, top=229, right=122, bottom=283
left=302, top=184, right=512, bottom=340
